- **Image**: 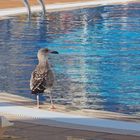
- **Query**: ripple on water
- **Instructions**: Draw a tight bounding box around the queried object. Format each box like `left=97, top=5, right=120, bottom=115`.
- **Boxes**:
left=0, top=2, right=140, bottom=114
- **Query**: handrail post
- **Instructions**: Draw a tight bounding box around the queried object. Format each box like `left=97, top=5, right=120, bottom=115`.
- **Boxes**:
left=37, top=0, right=46, bottom=16
left=23, top=0, right=31, bottom=17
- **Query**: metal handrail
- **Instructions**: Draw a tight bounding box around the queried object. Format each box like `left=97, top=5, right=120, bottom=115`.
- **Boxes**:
left=23, top=0, right=31, bottom=17
left=37, top=0, right=46, bottom=16
left=22, top=0, right=46, bottom=17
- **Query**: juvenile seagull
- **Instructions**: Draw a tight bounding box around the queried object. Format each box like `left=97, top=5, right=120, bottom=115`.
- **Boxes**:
left=30, top=48, right=59, bottom=109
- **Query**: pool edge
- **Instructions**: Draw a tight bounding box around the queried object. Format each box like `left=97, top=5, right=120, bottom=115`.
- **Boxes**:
left=0, top=0, right=139, bottom=17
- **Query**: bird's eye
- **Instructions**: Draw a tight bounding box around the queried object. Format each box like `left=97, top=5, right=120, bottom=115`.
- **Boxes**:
left=45, top=49, right=49, bottom=53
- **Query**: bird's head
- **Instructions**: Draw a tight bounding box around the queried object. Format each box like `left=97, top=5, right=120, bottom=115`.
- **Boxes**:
left=37, top=48, right=59, bottom=63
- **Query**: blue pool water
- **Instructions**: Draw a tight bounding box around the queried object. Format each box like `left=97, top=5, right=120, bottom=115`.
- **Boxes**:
left=0, top=2, right=140, bottom=114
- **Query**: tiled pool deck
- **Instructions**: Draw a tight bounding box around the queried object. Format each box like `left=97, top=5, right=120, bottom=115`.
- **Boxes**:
left=0, top=93, right=140, bottom=140
left=1, top=0, right=96, bottom=9
left=0, top=0, right=137, bottom=9
left=1, top=0, right=139, bottom=8
left=0, top=0, right=139, bottom=17
left=3, top=121, right=140, bottom=140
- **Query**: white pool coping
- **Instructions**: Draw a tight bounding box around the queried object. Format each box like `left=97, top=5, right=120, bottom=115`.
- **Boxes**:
left=0, top=0, right=138, bottom=17
left=0, top=102, right=140, bottom=136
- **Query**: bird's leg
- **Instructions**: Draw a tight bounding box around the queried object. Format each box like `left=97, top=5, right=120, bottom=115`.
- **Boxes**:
left=37, top=94, right=40, bottom=109
left=49, top=93, right=56, bottom=109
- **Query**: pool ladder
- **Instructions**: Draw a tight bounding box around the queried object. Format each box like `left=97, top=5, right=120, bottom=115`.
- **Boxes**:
left=23, top=0, right=46, bottom=17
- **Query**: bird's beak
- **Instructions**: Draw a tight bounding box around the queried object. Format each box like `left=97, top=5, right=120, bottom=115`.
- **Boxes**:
left=49, top=50, right=59, bottom=54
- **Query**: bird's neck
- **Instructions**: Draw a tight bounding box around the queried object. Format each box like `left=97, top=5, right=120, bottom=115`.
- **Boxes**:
left=38, top=60, right=50, bottom=70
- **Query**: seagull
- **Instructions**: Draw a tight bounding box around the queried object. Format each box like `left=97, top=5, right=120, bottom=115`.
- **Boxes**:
left=30, top=48, right=59, bottom=109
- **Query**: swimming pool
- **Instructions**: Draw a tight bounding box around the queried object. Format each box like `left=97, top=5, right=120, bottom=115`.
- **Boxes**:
left=0, top=2, right=140, bottom=114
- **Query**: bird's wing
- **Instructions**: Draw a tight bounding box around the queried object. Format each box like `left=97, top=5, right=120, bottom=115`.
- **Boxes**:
left=30, top=70, right=48, bottom=93
left=45, top=69, right=55, bottom=87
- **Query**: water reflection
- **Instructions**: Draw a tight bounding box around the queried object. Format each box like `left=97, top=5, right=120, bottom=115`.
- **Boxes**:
left=0, top=3, right=140, bottom=114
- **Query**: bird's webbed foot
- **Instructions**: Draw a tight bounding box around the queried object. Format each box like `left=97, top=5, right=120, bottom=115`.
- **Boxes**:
left=50, top=104, right=56, bottom=110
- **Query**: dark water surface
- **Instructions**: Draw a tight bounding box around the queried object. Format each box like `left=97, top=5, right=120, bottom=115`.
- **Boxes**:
left=0, top=2, right=140, bottom=114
